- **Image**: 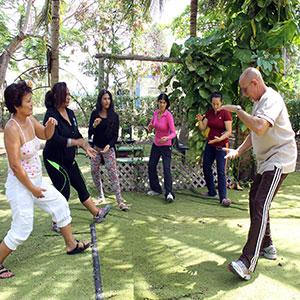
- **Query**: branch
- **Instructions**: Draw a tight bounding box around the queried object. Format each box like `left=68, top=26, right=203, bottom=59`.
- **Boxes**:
left=95, top=53, right=182, bottom=64
left=21, top=0, right=33, bottom=34
left=59, top=67, right=90, bottom=95
left=13, top=65, right=48, bottom=82
left=11, top=56, right=41, bottom=62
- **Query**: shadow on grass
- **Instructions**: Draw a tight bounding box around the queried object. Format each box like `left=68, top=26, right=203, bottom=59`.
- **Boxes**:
left=0, top=153, right=299, bottom=300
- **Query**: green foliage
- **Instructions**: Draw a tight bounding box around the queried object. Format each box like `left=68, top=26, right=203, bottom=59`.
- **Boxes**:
left=114, top=95, right=157, bottom=140
left=75, top=0, right=159, bottom=89
left=167, top=1, right=225, bottom=40
left=163, top=0, right=300, bottom=161
left=286, top=98, right=300, bottom=137
left=0, top=10, right=9, bottom=49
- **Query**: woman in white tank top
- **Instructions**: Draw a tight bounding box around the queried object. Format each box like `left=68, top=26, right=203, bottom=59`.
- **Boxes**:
left=0, top=81, right=90, bottom=279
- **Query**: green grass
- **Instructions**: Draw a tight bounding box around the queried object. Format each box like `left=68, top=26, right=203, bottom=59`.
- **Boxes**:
left=0, top=152, right=299, bottom=300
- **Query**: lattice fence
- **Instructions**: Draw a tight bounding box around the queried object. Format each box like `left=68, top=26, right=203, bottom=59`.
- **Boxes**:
left=100, top=159, right=233, bottom=193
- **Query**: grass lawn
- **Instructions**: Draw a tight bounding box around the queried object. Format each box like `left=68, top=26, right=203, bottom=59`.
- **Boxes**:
left=0, top=151, right=299, bottom=300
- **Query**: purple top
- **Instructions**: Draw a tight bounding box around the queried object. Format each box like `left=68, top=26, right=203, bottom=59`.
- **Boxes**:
left=149, top=109, right=176, bottom=146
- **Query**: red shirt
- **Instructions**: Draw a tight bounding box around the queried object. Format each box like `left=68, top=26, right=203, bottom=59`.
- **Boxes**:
left=205, top=108, right=232, bottom=147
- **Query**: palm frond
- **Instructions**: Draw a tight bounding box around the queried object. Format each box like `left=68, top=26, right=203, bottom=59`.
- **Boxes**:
left=36, top=0, right=51, bottom=29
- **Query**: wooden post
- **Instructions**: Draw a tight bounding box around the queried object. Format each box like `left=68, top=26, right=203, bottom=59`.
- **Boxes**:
left=98, top=58, right=105, bottom=90
left=95, top=53, right=181, bottom=64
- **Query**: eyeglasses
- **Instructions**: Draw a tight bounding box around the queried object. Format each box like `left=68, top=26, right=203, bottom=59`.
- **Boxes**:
left=241, top=81, right=253, bottom=94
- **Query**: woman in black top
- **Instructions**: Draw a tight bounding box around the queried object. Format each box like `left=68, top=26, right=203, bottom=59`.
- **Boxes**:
left=88, top=89, right=129, bottom=211
left=43, top=82, right=111, bottom=233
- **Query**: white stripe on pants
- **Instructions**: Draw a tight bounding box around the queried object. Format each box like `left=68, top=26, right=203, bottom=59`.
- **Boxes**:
left=4, top=175, right=71, bottom=251
left=249, top=167, right=282, bottom=272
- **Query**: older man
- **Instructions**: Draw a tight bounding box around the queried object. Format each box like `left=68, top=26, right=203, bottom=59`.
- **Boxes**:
left=220, top=67, right=297, bottom=280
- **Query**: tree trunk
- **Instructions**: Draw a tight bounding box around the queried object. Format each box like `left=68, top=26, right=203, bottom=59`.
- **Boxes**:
left=0, top=52, right=10, bottom=92
left=51, top=0, right=60, bottom=85
left=178, top=0, right=198, bottom=144
left=190, top=0, right=198, bottom=37
left=0, top=52, right=10, bottom=128
left=235, top=127, right=256, bottom=181
left=0, top=34, right=27, bottom=127
left=98, top=58, right=105, bottom=90
left=0, top=0, right=33, bottom=128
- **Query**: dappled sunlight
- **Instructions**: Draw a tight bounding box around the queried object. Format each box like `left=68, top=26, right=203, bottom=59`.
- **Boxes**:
left=0, top=153, right=299, bottom=299
left=277, top=193, right=299, bottom=201
left=206, top=272, right=300, bottom=300
left=78, top=165, right=90, bottom=173
left=1, top=291, right=16, bottom=300
left=146, top=215, right=159, bottom=222
left=110, top=263, right=133, bottom=270
left=160, top=235, right=227, bottom=266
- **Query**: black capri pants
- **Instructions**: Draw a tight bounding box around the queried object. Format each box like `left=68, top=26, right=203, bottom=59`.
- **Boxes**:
left=43, top=156, right=90, bottom=203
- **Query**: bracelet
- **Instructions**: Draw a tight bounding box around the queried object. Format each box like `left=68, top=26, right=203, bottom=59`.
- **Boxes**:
left=68, top=138, right=72, bottom=147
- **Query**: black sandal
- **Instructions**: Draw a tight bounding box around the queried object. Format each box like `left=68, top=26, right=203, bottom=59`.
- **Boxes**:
left=0, top=265, right=14, bottom=279
left=66, top=240, right=90, bottom=255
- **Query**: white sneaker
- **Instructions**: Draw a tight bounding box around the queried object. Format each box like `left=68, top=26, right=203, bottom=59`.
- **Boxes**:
left=147, top=190, right=161, bottom=196
left=228, top=260, right=251, bottom=281
left=166, top=192, right=174, bottom=203
left=260, top=245, right=277, bottom=260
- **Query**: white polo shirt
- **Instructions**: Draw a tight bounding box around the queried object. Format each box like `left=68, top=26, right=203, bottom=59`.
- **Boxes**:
left=251, top=87, right=297, bottom=174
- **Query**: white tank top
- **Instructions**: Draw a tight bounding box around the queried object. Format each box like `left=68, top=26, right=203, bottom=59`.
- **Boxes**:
left=7, top=117, right=42, bottom=179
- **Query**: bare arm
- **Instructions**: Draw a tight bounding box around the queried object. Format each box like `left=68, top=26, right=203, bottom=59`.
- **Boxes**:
left=148, top=123, right=154, bottom=131
left=69, top=137, right=97, bottom=158
left=196, top=114, right=208, bottom=131
left=208, top=120, right=232, bottom=144
left=236, top=134, right=252, bottom=155
left=219, top=105, right=270, bottom=136
left=30, top=116, right=57, bottom=140
left=4, top=123, right=46, bottom=198
left=223, top=134, right=252, bottom=159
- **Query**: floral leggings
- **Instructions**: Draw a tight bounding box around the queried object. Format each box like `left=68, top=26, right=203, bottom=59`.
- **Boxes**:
left=90, top=146, right=122, bottom=204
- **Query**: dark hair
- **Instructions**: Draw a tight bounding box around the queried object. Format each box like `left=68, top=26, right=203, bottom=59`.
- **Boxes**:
left=4, top=81, right=32, bottom=113
left=157, top=93, right=170, bottom=109
left=96, top=89, right=114, bottom=113
left=45, top=82, right=67, bottom=109
left=210, top=92, right=223, bottom=102
left=96, top=89, right=118, bottom=138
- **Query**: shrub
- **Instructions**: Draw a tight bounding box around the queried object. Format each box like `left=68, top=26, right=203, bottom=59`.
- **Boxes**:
left=286, top=98, right=300, bottom=137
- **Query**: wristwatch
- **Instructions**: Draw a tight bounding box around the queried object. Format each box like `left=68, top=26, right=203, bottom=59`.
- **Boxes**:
left=235, top=105, right=242, bottom=112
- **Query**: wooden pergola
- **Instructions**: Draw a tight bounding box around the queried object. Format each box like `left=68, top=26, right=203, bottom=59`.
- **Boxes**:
left=95, top=53, right=182, bottom=88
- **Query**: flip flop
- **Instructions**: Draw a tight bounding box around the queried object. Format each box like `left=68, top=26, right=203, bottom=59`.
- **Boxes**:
left=118, top=202, right=130, bottom=211
left=0, top=265, right=14, bottom=279
left=67, top=240, right=90, bottom=255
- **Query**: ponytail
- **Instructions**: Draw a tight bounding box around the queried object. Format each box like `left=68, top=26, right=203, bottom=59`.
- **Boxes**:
left=44, top=82, right=67, bottom=109
left=45, top=90, right=54, bottom=108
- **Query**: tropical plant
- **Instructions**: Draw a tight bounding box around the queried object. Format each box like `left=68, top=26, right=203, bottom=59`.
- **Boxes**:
left=164, top=0, right=300, bottom=179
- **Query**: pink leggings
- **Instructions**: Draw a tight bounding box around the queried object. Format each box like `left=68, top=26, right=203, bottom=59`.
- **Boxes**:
left=90, top=147, right=122, bottom=204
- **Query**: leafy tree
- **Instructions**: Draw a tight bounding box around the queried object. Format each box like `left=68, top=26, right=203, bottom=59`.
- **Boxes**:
left=168, top=1, right=225, bottom=39
left=73, top=0, right=153, bottom=92
left=0, top=0, right=48, bottom=126
left=164, top=0, right=300, bottom=180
